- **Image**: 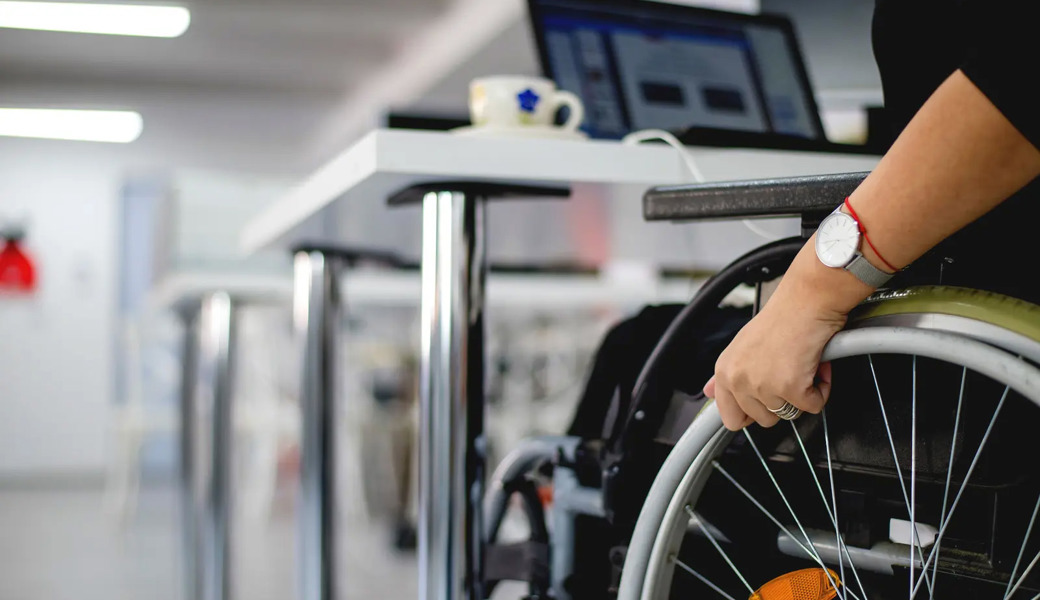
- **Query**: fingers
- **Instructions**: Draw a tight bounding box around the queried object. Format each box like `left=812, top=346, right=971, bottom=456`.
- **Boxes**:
left=783, top=365, right=832, bottom=415
left=714, top=386, right=749, bottom=431
left=765, top=394, right=799, bottom=423
left=735, top=394, right=780, bottom=428
left=775, top=387, right=825, bottom=417
left=710, top=378, right=825, bottom=429
left=712, top=380, right=780, bottom=429
left=814, top=362, right=834, bottom=409
left=800, top=386, right=827, bottom=415
left=703, top=375, right=716, bottom=399
left=708, top=358, right=834, bottom=430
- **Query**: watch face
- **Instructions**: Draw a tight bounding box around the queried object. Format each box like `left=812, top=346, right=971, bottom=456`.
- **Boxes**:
left=816, top=212, right=860, bottom=268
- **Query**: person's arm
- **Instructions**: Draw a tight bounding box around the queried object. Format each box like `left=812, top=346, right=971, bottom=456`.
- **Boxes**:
left=706, top=69, right=1040, bottom=431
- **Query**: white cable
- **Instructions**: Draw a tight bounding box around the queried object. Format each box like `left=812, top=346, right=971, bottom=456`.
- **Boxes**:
left=622, top=128, right=780, bottom=241
left=622, top=128, right=707, bottom=183
left=740, top=218, right=782, bottom=240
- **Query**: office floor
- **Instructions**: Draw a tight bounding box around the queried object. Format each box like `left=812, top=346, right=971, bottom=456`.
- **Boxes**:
left=0, top=482, right=419, bottom=600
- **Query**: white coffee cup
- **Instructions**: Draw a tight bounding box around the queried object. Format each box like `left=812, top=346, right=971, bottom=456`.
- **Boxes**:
left=469, top=76, right=584, bottom=132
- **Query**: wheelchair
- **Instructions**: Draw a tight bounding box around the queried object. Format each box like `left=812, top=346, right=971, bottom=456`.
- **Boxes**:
left=481, top=173, right=1040, bottom=600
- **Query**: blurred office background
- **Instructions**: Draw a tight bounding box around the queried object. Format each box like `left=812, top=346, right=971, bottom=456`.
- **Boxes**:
left=0, top=0, right=880, bottom=598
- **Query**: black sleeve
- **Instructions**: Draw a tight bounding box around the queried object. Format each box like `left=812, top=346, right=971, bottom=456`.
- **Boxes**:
left=959, top=0, right=1040, bottom=150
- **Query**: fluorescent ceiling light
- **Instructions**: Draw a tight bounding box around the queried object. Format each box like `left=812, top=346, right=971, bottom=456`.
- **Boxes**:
left=0, top=1, right=190, bottom=37
left=0, top=108, right=143, bottom=143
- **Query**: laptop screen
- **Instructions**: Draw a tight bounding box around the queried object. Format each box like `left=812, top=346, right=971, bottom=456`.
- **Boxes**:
left=528, top=0, right=825, bottom=140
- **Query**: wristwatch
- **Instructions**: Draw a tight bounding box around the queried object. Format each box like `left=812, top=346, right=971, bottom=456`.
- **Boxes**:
left=815, top=205, right=893, bottom=288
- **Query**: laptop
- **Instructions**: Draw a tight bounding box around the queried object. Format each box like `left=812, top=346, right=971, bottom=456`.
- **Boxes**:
left=527, top=0, right=876, bottom=152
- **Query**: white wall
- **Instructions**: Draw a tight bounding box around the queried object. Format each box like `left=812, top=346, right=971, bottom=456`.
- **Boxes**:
left=0, top=141, right=120, bottom=477
left=163, top=169, right=293, bottom=278
left=760, top=0, right=881, bottom=105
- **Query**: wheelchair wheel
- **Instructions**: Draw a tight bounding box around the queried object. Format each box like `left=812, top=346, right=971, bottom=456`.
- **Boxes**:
left=620, top=290, right=1040, bottom=600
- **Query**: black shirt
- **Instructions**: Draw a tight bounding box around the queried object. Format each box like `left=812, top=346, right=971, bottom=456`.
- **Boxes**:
left=872, top=0, right=1039, bottom=302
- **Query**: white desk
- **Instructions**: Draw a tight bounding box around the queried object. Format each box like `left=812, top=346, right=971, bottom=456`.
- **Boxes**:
left=241, top=128, right=879, bottom=600
left=243, top=129, right=687, bottom=252
left=149, top=272, right=293, bottom=314
left=243, top=129, right=879, bottom=261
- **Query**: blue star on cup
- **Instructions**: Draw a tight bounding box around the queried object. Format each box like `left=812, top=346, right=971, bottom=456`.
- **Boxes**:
left=516, top=88, right=541, bottom=113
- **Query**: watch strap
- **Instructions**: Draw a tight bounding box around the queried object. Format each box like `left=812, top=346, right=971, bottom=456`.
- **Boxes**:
left=846, top=254, right=893, bottom=288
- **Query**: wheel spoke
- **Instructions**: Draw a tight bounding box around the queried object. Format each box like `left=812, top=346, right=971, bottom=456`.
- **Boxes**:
left=673, top=554, right=738, bottom=600
left=684, top=504, right=755, bottom=596
left=743, top=429, right=846, bottom=598
left=868, top=356, right=934, bottom=595
left=712, top=459, right=862, bottom=600
left=824, top=410, right=869, bottom=600
left=911, top=355, right=919, bottom=597
left=911, top=385, right=1011, bottom=599
left=1005, top=547, right=1040, bottom=599
left=791, top=416, right=868, bottom=600
left=711, top=461, right=818, bottom=561
left=1004, top=491, right=1040, bottom=600
left=822, top=414, right=849, bottom=600
left=932, top=366, right=968, bottom=592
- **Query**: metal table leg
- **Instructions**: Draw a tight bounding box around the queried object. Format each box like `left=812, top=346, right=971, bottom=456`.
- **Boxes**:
left=293, top=250, right=342, bottom=600
left=178, top=306, right=202, bottom=600
left=199, top=293, right=236, bottom=600
left=418, top=190, right=488, bottom=600
left=181, top=293, right=236, bottom=600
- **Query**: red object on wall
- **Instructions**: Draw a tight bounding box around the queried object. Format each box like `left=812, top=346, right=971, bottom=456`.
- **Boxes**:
left=0, top=231, right=36, bottom=293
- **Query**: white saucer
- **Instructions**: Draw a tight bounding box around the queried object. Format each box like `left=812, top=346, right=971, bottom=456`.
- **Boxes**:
left=451, top=124, right=588, bottom=141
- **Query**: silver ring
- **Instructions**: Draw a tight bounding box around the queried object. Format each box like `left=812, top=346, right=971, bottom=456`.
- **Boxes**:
left=768, top=401, right=802, bottom=421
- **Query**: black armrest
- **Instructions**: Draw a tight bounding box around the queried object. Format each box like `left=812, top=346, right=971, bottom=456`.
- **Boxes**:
left=643, top=172, right=869, bottom=222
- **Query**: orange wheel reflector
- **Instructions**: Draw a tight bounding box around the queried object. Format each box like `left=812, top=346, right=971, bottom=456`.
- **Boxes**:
left=748, top=568, right=841, bottom=600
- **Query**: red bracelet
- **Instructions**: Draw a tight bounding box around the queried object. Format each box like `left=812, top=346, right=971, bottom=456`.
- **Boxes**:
left=843, top=197, right=899, bottom=272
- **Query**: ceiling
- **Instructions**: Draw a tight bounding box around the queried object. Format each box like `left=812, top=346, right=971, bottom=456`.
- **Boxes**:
left=0, top=0, right=459, bottom=174
left=0, top=0, right=454, bottom=93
